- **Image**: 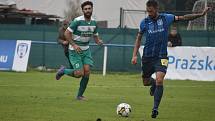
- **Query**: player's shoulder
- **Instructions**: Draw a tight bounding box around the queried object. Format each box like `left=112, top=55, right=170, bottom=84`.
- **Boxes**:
left=140, top=17, right=151, bottom=24
left=89, top=16, right=97, bottom=26
left=91, top=16, right=96, bottom=21
left=140, top=19, right=145, bottom=26
left=73, top=15, right=96, bottom=22
left=74, top=15, right=85, bottom=21
left=159, top=13, right=175, bottom=18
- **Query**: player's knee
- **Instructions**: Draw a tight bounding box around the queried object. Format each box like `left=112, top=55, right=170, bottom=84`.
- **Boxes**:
left=74, top=70, right=84, bottom=78
left=84, top=70, right=90, bottom=77
left=156, top=77, right=163, bottom=85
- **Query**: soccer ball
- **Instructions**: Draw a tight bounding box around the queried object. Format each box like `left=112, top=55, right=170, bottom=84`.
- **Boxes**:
left=116, top=103, right=131, bottom=117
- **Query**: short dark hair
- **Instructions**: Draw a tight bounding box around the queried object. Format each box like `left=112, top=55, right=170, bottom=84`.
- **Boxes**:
left=146, top=0, right=158, bottom=8
left=81, top=1, right=93, bottom=10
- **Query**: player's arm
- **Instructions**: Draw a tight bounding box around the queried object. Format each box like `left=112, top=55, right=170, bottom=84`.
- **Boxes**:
left=131, top=32, right=143, bottom=65
left=64, top=29, right=82, bottom=53
left=57, top=28, right=64, bottom=44
left=58, top=38, right=69, bottom=46
left=64, top=19, right=82, bottom=53
left=64, top=29, right=74, bottom=45
left=58, top=28, right=69, bottom=45
left=93, top=35, right=103, bottom=45
left=58, top=38, right=64, bottom=44
left=93, top=24, right=103, bottom=45
left=175, top=7, right=210, bottom=21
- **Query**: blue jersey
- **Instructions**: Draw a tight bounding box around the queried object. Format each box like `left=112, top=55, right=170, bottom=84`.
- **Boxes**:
left=139, top=13, right=175, bottom=58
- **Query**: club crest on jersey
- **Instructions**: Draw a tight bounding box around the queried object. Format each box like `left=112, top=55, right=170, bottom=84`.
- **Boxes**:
left=149, top=24, right=154, bottom=31
left=157, top=19, right=163, bottom=26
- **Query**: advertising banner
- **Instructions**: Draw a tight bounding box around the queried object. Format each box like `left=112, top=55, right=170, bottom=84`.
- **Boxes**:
left=139, top=46, right=215, bottom=81
left=0, top=40, right=16, bottom=70
left=0, top=40, right=31, bottom=72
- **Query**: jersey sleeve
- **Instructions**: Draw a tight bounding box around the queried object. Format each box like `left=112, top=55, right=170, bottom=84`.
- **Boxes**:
left=67, top=19, right=79, bottom=33
left=139, top=19, right=146, bottom=34
left=164, top=14, right=175, bottom=25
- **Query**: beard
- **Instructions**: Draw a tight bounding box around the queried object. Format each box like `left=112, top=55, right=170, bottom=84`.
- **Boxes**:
left=149, top=12, right=158, bottom=20
left=84, top=12, right=92, bottom=19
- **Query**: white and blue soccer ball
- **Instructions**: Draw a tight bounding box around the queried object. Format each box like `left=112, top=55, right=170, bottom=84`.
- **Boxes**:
left=116, top=103, right=131, bottom=117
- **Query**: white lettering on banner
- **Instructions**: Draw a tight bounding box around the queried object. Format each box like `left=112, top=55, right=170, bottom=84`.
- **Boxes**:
left=139, top=46, right=215, bottom=81
left=168, top=55, right=215, bottom=71
left=0, top=55, right=8, bottom=63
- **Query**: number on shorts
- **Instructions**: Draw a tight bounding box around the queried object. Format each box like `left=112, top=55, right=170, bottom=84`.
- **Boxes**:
left=75, top=63, right=80, bottom=68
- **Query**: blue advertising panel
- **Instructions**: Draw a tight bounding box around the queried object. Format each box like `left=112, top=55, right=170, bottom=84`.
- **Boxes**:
left=0, top=40, right=16, bottom=70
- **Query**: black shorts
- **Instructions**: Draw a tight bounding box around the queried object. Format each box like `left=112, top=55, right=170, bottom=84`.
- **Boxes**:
left=141, top=57, right=168, bottom=78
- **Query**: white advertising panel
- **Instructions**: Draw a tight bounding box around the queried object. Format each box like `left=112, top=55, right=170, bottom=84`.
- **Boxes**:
left=139, top=46, right=215, bottom=81
left=12, top=40, right=31, bottom=72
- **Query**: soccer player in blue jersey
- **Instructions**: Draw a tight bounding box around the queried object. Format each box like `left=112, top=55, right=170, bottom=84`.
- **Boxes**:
left=131, top=0, right=210, bottom=118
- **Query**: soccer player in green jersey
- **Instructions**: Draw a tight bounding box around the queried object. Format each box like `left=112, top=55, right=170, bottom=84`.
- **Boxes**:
left=56, top=1, right=103, bottom=100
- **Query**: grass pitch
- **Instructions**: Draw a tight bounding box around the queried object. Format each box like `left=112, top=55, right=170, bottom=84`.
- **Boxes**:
left=0, top=71, right=215, bottom=121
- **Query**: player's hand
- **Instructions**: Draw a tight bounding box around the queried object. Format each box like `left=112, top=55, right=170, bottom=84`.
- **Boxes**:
left=168, top=41, right=172, bottom=47
left=202, top=7, right=211, bottom=16
left=62, top=41, right=69, bottom=45
left=96, top=39, right=103, bottom=45
left=131, top=56, right=137, bottom=65
left=72, top=44, right=82, bottom=53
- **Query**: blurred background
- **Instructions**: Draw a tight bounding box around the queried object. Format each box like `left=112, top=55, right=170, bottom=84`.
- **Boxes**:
left=0, top=0, right=214, bottom=72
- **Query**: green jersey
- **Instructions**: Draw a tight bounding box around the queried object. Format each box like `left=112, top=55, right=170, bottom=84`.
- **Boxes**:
left=67, top=15, right=98, bottom=50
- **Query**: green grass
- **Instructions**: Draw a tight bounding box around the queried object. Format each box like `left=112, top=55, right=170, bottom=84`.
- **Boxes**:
left=0, top=71, right=215, bottom=121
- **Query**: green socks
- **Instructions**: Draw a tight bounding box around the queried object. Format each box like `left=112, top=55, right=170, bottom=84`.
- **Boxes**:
left=63, top=69, right=89, bottom=97
left=77, top=76, right=89, bottom=97
left=64, top=69, right=75, bottom=76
